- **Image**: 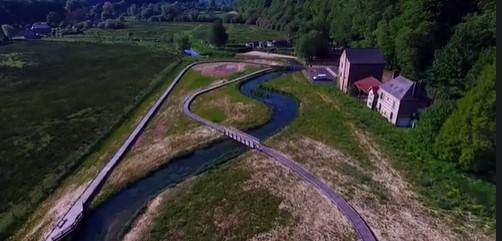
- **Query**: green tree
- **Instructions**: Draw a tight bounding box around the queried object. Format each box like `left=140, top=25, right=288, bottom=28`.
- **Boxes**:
left=427, top=10, right=496, bottom=96
left=174, top=32, right=191, bottom=52
left=434, top=57, right=496, bottom=173
left=128, top=4, right=138, bottom=16
left=1, top=24, right=16, bottom=40
left=294, top=30, right=325, bottom=58
left=414, top=100, right=455, bottom=152
left=207, top=19, right=228, bottom=47
left=65, top=0, right=81, bottom=12
left=46, top=11, right=62, bottom=27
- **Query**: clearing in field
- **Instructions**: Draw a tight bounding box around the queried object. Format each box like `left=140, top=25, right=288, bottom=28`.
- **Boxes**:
left=191, top=62, right=253, bottom=78
left=0, top=41, right=177, bottom=240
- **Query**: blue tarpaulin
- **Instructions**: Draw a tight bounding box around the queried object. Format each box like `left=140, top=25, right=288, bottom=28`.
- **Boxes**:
left=184, top=48, right=201, bottom=59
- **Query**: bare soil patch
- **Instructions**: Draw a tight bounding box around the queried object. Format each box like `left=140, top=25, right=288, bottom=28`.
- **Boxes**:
left=192, top=62, right=256, bottom=78
left=238, top=51, right=298, bottom=60
left=239, top=150, right=358, bottom=241
left=19, top=182, right=89, bottom=241
left=266, top=134, right=493, bottom=241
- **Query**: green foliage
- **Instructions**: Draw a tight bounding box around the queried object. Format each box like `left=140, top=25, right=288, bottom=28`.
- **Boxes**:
left=464, top=47, right=496, bottom=89
left=207, top=19, right=229, bottom=47
left=46, top=11, right=62, bottom=27
left=434, top=58, right=496, bottom=173
left=294, top=30, right=325, bottom=58
left=428, top=10, right=496, bottom=96
left=174, top=32, right=191, bottom=52
left=413, top=100, right=455, bottom=152
left=263, top=72, right=495, bottom=229
left=65, top=0, right=81, bottom=12
left=0, top=41, right=177, bottom=240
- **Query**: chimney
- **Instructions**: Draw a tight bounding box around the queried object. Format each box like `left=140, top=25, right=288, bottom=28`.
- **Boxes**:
left=392, top=70, right=400, bottom=79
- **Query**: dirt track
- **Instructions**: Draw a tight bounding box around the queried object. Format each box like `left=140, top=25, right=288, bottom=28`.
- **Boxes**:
left=191, top=62, right=257, bottom=78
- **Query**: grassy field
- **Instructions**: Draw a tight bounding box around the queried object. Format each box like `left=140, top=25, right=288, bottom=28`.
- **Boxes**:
left=261, top=72, right=496, bottom=233
left=77, top=22, right=287, bottom=44
left=143, top=71, right=495, bottom=240
left=191, top=65, right=271, bottom=130
left=0, top=41, right=178, bottom=240
left=90, top=63, right=269, bottom=208
left=147, top=155, right=291, bottom=241
left=53, top=22, right=288, bottom=57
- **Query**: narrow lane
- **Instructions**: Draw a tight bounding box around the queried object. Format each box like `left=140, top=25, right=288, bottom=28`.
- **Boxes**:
left=182, top=67, right=378, bottom=241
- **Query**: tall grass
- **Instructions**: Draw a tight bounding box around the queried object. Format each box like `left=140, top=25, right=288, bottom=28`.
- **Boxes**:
left=261, top=72, right=496, bottom=230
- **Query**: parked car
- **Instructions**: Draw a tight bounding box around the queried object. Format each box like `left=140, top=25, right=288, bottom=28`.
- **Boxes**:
left=313, top=74, right=329, bottom=81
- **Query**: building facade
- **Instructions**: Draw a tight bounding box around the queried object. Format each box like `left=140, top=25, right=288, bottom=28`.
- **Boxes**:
left=376, top=75, right=425, bottom=127
left=338, top=48, right=385, bottom=93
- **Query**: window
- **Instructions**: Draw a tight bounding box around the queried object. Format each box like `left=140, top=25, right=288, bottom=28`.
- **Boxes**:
left=392, top=101, right=396, bottom=109
left=379, top=103, right=381, bottom=110
left=380, top=93, right=384, bottom=99
left=390, top=112, right=393, bottom=120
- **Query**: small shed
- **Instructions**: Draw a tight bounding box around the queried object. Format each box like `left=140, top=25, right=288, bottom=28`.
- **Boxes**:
left=31, top=22, right=51, bottom=36
left=353, top=76, right=382, bottom=99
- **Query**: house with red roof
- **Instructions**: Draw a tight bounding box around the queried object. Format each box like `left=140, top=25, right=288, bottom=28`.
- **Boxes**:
left=352, top=76, right=383, bottom=109
left=337, top=48, right=385, bottom=93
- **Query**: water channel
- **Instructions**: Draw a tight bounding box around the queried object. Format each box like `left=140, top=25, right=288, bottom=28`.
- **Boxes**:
left=73, top=70, right=298, bottom=241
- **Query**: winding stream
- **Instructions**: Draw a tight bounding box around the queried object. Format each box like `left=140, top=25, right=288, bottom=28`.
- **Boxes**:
left=72, top=70, right=298, bottom=241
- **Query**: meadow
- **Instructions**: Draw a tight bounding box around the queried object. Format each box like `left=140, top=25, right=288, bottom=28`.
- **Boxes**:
left=146, top=71, right=495, bottom=240
left=77, top=22, right=287, bottom=43
left=261, top=72, right=496, bottom=232
left=54, top=22, right=289, bottom=57
left=0, top=41, right=178, bottom=239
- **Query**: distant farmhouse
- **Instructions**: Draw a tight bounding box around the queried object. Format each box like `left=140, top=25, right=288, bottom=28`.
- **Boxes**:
left=375, top=75, right=428, bottom=127
left=335, top=47, right=429, bottom=127
left=245, top=39, right=293, bottom=49
left=266, top=39, right=292, bottom=48
left=31, top=22, right=51, bottom=36
left=25, top=22, right=51, bottom=39
left=338, top=48, right=384, bottom=93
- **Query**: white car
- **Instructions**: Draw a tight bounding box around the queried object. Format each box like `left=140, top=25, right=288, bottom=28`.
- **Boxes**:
left=313, top=74, right=328, bottom=80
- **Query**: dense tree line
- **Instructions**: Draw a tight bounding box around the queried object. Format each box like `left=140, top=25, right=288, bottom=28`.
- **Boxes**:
left=0, top=0, right=239, bottom=35
left=234, top=0, right=496, bottom=178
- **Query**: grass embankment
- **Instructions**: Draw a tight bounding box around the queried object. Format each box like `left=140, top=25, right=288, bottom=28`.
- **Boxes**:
left=191, top=65, right=271, bottom=129
left=0, top=41, right=179, bottom=240
left=261, top=73, right=495, bottom=233
left=90, top=63, right=269, bottom=207
left=147, top=156, right=291, bottom=241
left=125, top=71, right=494, bottom=241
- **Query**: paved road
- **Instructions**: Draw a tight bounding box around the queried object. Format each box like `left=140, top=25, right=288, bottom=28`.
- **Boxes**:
left=182, top=68, right=377, bottom=241
left=307, top=67, right=337, bottom=83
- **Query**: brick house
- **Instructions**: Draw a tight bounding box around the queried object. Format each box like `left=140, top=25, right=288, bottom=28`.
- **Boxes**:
left=376, top=75, right=426, bottom=127
left=337, top=48, right=385, bottom=93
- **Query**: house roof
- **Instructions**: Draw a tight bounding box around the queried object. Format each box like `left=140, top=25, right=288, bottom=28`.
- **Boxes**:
left=380, top=75, right=416, bottom=100
left=354, top=76, right=382, bottom=94
left=344, top=48, right=384, bottom=64
left=31, top=22, right=51, bottom=29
